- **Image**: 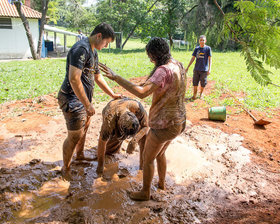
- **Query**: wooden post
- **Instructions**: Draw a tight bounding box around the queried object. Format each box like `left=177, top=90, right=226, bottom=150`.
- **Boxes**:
left=64, top=34, right=66, bottom=53
left=54, top=32, right=56, bottom=50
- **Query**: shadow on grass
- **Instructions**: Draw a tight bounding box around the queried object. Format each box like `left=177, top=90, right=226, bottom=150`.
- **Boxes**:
left=101, top=47, right=189, bottom=54
left=101, top=48, right=146, bottom=54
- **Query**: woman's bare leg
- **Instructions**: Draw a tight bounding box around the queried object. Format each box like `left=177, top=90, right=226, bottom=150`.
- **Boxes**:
left=139, top=135, right=146, bottom=170
left=156, top=141, right=171, bottom=190
left=130, top=130, right=165, bottom=201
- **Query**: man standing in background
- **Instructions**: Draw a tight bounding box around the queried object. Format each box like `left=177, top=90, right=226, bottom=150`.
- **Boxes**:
left=78, top=29, right=86, bottom=41
left=185, top=35, right=212, bottom=100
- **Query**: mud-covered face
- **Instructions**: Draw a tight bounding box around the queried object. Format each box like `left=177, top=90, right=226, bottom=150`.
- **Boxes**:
left=117, top=112, right=140, bottom=140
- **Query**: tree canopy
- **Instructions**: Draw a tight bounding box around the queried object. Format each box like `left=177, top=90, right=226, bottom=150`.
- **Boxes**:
left=24, top=0, right=279, bottom=85
left=218, top=0, right=280, bottom=85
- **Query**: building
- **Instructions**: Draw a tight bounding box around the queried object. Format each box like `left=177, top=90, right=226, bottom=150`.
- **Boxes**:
left=0, top=0, right=43, bottom=59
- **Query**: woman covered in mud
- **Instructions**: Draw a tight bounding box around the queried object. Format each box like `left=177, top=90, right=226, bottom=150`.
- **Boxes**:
left=98, top=37, right=187, bottom=201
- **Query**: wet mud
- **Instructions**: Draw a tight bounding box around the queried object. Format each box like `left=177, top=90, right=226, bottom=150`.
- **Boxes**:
left=0, top=94, right=280, bottom=223
left=1, top=117, right=280, bottom=223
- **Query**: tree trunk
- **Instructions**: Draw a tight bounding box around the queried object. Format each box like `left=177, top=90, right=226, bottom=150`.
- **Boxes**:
left=37, top=0, right=49, bottom=58
left=168, top=33, right=173, bottom=48
left=121, top=0, right=159, bottom=49
left=180, top=4, right=198, bottom=22
left=14, top=2, right=38, bottom=60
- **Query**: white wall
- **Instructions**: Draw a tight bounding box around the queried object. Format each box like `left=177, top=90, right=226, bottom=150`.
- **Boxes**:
left=0, top=18, right=39, bottom=59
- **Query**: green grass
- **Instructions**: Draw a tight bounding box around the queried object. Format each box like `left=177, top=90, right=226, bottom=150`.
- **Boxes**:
left=0, top=59, right=65, bottom=102
left=0, top=39, right=279, bottom=112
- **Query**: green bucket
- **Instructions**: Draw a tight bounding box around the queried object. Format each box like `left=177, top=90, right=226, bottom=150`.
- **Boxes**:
left=208, top=106, right=226, bottom=121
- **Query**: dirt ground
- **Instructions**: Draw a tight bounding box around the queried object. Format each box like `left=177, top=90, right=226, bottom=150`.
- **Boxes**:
left=0, top=77, right=280, bottom=224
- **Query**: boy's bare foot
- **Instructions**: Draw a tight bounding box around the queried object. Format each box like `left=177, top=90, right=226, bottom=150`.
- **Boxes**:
left=61, top=166, right=72, bottom=181
left=129, top=191, right=150, bottom=201
left=158, top=182, right=165, bottom=190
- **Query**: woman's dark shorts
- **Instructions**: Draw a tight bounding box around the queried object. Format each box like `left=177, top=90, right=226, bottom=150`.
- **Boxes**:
left=151, top=121, right=186, bottom=143
left=193, top=70, right=208, bottom=87
left=57, top=91, right=87, bottom=131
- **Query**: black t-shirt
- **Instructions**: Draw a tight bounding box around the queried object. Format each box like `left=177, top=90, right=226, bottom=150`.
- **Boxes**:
left=60, top=38, right=100, bottom=103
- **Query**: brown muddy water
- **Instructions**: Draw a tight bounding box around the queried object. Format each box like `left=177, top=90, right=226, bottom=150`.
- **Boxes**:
left=1, top=120, right=280, bottom=223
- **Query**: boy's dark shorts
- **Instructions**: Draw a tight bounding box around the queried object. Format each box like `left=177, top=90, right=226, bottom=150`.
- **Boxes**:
left=193, top=70, right=208, bottom=87
left=57, top=91, right=87, bottom=131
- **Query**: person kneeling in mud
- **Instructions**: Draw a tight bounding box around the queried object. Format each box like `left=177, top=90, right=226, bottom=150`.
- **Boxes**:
left=96, top=98, right=149, bottom=174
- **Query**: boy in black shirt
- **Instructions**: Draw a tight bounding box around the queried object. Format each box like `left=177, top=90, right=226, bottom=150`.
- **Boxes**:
left=57, top=23, right=121, bottom=176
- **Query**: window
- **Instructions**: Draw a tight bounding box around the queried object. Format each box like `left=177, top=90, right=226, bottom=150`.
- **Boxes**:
left=0, top=18, right=12, bottom=29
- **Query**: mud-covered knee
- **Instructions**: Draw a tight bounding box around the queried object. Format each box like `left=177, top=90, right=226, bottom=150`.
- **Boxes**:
left=68, top=130, right=84, bottom=143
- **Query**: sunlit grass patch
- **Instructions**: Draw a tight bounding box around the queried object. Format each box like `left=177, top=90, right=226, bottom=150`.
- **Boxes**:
left=1, top=39, right=279, bottom=111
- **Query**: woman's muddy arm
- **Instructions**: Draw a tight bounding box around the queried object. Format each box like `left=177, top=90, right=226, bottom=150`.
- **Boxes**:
left=98, top=62, right=158, bottom=99
left=115, top=76, right=157, bottom=99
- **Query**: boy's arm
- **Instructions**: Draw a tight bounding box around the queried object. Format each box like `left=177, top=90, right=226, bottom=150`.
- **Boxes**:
left=69, top=65, right=95, bottom=116
left=186, top=56, right=196, bottom=73
left=96, top=137, right=107, bottom=174
left=126, top=103, right=149, bottom=154
left=207, top=56, right=212, bottom=75
left=127, top=126, right=149, bottom=154
left=94, top=73, right=122, bottom=99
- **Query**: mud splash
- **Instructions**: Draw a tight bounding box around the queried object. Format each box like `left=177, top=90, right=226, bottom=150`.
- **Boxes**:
left=1, top=123, right=280, bottom=223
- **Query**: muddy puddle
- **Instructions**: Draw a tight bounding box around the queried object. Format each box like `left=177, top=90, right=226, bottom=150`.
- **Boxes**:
left=1, top=124, right=280, bottom=223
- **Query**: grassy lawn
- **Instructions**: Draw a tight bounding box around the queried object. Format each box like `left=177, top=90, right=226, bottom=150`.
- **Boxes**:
left=0, top=39, right=279, bottom=112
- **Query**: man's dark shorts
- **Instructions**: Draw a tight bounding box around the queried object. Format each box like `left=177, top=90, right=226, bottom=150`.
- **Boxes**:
left=193, top=70, right=208, bottom=87
left=57, top=91, right=87, bottom=131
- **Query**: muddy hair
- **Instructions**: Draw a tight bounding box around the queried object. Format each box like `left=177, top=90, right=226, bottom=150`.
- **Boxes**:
left=146, top=37, right=172, bottom=80
left=118, top=112, right=140, bottom=140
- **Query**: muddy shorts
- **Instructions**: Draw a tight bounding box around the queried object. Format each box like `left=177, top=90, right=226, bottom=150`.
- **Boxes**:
left=193, top=70, right=207, bottom=87
left=57, top=90, right=87, bottom=131
left=151, top=121, right=186, bottom=143
left=105, top=135, right=124, bottom=155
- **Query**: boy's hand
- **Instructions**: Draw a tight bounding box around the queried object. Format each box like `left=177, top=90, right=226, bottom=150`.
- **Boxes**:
left=112, top=93, right=123, bottom=99
left=127, top=140, right=137, bottom=154
left=207, top=71, right=211, bottom=75
left=85, top=104, right=95, bottom=116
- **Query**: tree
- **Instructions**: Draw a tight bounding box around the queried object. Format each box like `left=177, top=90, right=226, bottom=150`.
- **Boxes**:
left=121, top=0, right=159, bottom=49
left=214, top=0, right=280, bottom=85
left=14, top=0, right=49, bottom=60
left=179, top=0, right=236, bottom=50
left=96, top=0, right=158, bottom=48
left=137, top=0, right=191, bottom=48
left=56, top=0, right=97, bottom=34
left=31, top=0, right=59, bottom=24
